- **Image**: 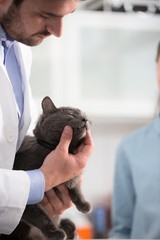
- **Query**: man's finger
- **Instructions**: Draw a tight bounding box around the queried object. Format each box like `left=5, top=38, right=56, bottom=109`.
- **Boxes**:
left=58, top=126, right=73, bottom=152
left=77, top=131, right=94, bottom=156
left=84, top=131, right=93, bottom=146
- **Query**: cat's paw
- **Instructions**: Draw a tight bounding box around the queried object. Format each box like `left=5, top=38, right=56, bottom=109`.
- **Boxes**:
left=60, top=218, right=76, bottom=239
left=29, top=225, right=46, bottom=240
left=77, top=201, right=92, bottom=213
left=49, top=229, right=67, bottom=240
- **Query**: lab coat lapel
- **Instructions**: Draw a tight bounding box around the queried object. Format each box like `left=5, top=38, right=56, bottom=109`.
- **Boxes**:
left=13, top=42, right=32, bottom=149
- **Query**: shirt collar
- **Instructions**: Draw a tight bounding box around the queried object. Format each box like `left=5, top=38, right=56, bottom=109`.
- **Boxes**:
left=0, top=25, right=14, bottom=48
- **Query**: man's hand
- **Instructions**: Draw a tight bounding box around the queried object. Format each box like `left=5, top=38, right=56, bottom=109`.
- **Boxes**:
left=39, top=175, right=83, bottom=219
left=40, top=126, right=93, bottom=191
left=39, top=186, right=72, bottom=219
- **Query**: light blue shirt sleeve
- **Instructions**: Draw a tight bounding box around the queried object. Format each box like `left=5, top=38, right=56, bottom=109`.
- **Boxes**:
left=26, top=169, right=45, bottom=205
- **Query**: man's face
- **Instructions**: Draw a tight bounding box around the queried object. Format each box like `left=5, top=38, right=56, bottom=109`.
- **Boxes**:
left=0, top=0, right=13, bottom=20
left=2, top=0, right=79, bottom=46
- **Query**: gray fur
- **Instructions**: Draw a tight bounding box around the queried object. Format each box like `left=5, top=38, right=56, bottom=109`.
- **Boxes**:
left=1, top=96, right=91, bottom=240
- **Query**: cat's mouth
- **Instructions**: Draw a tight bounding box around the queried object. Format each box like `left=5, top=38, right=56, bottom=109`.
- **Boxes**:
left=77, top=125, right=87, bottom=130
left=76, top=120, right=91, bottom=131
left=76, top=125, right=88, bottom=140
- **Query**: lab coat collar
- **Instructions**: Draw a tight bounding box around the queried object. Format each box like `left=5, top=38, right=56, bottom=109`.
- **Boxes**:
left=0, top=25, right=14, bottom=47
left=13, top=42, right=32, bottom=149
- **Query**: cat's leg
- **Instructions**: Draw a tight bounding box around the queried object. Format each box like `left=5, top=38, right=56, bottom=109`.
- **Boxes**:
left=0, top=220, right=47, bottom=240
left=24, top=205, right=67, bottom=240
left=68, top=185, right=91, bottom=213
left=60, top=218, right=77, bottom=239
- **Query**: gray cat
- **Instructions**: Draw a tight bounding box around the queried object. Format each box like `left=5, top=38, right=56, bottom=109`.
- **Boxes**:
left=1, top=96, right=91, bottom=240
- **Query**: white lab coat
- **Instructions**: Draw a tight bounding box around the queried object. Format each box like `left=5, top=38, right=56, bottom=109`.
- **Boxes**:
left=0, top=41, right=33, bottom=234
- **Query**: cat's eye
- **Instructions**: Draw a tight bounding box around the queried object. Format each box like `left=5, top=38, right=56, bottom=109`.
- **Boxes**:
left=68, top=114, right=75, bottom=118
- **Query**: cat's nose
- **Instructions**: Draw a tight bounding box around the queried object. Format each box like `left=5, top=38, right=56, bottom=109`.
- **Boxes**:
left=82, top=117, right=87, bottom=122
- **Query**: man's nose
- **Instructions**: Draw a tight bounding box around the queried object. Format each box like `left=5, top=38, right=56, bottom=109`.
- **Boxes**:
left=47, top=18, right=63, bottom=37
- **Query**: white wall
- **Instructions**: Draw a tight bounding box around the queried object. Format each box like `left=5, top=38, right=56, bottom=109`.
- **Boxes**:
left=29, top=10, right=160, bottom=210
left=81, top=118, right=151, bottom=205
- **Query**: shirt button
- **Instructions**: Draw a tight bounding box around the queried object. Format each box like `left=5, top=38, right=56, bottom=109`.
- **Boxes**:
left=6, top=132, right=16, bottom=143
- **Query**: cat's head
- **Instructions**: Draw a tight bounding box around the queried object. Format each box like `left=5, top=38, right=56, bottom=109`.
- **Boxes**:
left=33, top=96, right=91, bottom=153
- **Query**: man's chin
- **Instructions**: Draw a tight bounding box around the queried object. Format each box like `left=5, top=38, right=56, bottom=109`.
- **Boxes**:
left=19, top=37, right=44, bottom=47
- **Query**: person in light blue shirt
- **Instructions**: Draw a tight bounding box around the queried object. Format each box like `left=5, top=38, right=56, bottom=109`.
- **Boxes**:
left=109, top=42, right=160, bottom=239
left=0, top=0, right=93, bottom=235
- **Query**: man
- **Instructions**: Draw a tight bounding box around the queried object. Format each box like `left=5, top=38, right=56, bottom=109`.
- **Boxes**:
left=0, top=0, right=93, bottom=235
left=0, top=0, right=13, bottom=19
left=109, top=42, right=160, bottom=238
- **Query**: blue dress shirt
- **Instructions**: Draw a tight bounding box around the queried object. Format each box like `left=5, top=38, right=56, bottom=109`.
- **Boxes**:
left=109, top=116, right=160, bottom=239
left=0, top=25, right=45, bottom=204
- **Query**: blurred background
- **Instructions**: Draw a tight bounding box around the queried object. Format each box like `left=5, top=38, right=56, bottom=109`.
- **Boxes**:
left=29, top=0, right=160, bottom=238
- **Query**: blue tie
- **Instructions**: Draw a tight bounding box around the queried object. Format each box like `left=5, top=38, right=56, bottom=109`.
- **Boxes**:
left=2, top=40, right=24, bottom=121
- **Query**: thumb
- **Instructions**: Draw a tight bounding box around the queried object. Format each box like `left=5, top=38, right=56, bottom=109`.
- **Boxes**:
left=58, top=126, right=73, bottom=152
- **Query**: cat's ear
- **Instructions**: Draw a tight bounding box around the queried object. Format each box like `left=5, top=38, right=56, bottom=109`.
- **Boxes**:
left=42, top=96, right=57, bottom=115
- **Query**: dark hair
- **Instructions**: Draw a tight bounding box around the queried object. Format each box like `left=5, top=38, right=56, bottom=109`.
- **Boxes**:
left=15, top=0, right=86, bottom=4
left=14, top=0, right=23, bottom=6
left=156, top=42, right=160, bottom=62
